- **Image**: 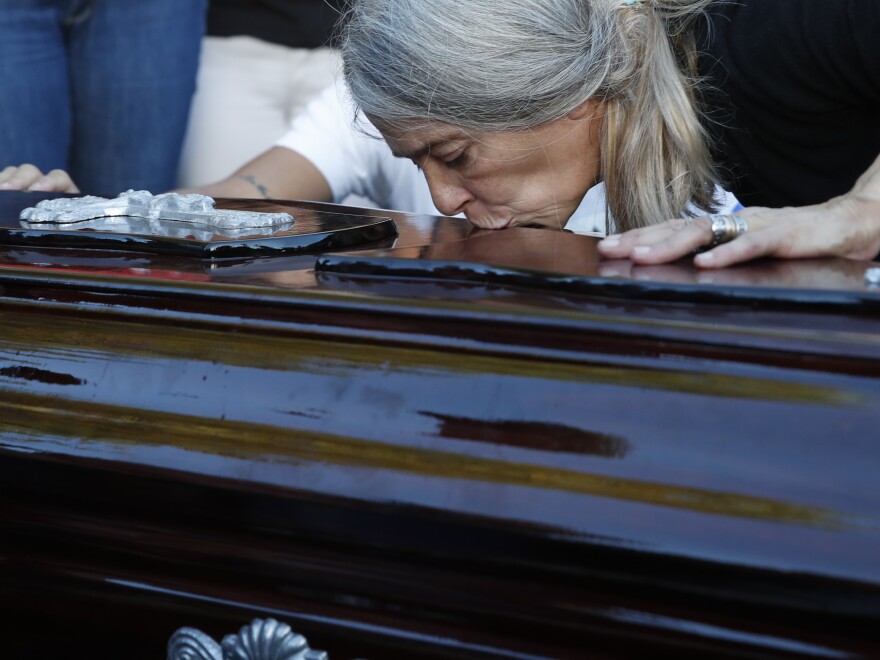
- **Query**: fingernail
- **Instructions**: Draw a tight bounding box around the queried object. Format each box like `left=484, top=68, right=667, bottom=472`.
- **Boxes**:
left=600, top=236, right=620, bottom=247
left=695, top=251, right=714, bottom=264
left=602, top=269, right=619, bottom=277
left=0, top=182, right=13, bottom=189
left=632, top=246, right=651, bottom=256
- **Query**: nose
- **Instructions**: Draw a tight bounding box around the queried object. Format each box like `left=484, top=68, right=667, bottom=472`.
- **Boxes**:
left=422, top=162, right=474, bottom=216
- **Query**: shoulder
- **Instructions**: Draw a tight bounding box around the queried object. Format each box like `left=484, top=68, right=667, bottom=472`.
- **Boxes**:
left=696, top=0, right=880, bottom=207
left=702, top=0, right=880, bottom=104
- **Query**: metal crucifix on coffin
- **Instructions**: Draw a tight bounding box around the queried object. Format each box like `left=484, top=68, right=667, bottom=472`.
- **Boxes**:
left=20, top=190, right=295, bottom=241
left=2, top=190, right=397, bottom=259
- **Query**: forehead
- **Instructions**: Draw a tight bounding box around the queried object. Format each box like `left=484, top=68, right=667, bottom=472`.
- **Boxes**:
left=368, top=116, right=468, bottom=158
left=370, top=114, right=582, bottom=161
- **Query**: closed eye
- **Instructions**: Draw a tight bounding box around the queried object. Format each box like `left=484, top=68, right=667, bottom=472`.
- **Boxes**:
left=444, top=149, right=468, bottom=168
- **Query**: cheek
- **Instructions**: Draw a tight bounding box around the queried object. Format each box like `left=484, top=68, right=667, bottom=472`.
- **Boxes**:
left=465, top=148, right=588, bottom=210
left=481, top=157, right=581, bottom=207
left=492, top=181, right=561, bottom=212
left=466, top=175, right=536, bottom=209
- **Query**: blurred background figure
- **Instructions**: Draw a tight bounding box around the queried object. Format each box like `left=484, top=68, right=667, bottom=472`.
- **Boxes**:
left=177, top=0, right=345, bottom=188
left=0, top=0, right=207, bottom=194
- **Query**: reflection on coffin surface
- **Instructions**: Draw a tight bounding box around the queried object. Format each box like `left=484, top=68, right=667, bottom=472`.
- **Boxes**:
left=1, top=191, right=880, bottom=658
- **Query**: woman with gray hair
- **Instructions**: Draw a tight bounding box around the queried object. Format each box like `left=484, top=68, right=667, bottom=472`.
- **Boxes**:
left=339, top=0, right=880, bottom=265
left=341, top=0, right=720, bottom=233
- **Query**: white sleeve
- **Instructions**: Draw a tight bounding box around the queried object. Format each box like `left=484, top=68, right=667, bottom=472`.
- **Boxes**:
left=568, top=183, right=743, bottom=236
left=714, top=187, right=744, bottom=215
left=274, top=80, right=389, bottom=204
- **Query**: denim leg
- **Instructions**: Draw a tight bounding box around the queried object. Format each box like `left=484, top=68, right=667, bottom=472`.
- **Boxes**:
left=67, top=0, right=207, bottom=194
left=0, top=1, right=73, bottom=173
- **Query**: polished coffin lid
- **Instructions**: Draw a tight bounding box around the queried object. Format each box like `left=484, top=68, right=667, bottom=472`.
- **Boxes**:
left=1, top=190, right=880, bottom=658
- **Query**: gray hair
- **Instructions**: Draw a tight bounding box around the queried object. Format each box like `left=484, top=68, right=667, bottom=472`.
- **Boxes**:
left=341, top=0, right=719, bottom=230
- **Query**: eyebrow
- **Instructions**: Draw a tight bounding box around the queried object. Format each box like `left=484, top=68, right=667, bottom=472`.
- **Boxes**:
left=390, top=137, right=458, bottom=161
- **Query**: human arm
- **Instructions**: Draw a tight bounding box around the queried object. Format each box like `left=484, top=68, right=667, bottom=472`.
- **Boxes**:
left=176, top=146, right=333, bottom=201
left=185, top=79, right=380, bottom=204
left=597, top=152, right=880, bottom=268
left=599, top=0, right=880, bottom=268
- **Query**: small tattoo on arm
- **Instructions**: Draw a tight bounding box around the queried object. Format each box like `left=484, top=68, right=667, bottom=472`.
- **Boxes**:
left=239, top=174, right=271, bottom=199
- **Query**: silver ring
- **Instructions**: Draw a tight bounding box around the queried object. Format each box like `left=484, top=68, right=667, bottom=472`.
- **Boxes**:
left=708, top=214, right=748, bottom=248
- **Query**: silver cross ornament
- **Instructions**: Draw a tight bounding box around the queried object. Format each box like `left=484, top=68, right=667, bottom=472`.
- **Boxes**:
left=19, top=190, right=294, bottom=239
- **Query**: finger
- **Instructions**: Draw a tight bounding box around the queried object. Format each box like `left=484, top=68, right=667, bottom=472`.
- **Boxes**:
left=0, top=163, right=45, bottom=190
left=628, top=221, right=713, bottom=264
left=596, top=234, right=632, bottom=258
left=597, top=230, right=647, bottom=257
left=28, top=169, right=79, bottom=193
left=694, top=229, right=785, bottom=269
left=598, top=218, right=697, bottom=257
left=0, top=166, right=19, bottom=185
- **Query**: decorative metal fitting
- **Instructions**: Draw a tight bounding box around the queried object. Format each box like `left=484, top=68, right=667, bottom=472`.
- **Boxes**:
left=19, top=190, right=293, bottom=239
left=167, top=618, right=328, bottom=660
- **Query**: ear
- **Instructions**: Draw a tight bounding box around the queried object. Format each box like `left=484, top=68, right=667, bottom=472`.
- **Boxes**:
left=567, top=97, right=604, bottom=121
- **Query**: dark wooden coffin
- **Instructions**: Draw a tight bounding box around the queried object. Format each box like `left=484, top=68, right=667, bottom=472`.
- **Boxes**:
left=1, top=191, right=879, bottom=658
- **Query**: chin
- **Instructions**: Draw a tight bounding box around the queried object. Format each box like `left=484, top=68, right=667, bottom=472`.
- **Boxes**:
left=512, top=213, right=572, bottom=231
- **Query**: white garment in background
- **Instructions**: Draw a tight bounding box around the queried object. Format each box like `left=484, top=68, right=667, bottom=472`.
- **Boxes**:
left=177, top=36, right=340, bottom=188
left=275, top=81, right=740, bottom=234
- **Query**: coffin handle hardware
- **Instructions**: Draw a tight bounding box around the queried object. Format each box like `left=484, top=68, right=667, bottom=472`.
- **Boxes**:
left=167, top=618, right=329, bottom=660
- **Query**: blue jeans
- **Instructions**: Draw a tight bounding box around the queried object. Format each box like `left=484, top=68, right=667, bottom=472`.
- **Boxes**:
left=0, top=0, right=207, bottom=194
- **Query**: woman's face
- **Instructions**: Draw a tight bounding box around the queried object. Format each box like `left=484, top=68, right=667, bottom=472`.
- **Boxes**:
left=373, top=100, right=604, bottom=230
